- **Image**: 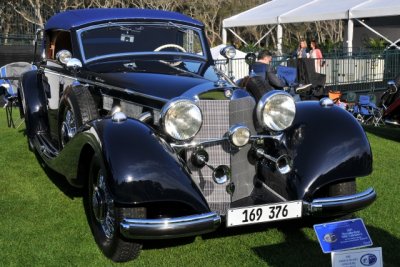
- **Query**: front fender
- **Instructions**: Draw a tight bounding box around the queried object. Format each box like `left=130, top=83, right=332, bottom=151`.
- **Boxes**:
left=91, top=118, right=210, bottom=213
left=285, top=101, right=372, bottom=200
left=19, top=70, right=48, bottom=137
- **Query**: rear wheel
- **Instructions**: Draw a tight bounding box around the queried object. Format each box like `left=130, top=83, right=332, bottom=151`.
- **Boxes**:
left=84, top=155, right=144, bottom=262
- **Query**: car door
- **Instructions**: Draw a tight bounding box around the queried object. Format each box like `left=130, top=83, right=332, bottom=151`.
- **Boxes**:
left=42, top=30, right=75, bottom=144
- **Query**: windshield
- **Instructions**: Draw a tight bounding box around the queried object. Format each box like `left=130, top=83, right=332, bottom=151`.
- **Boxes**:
left=78, top=22, right=206, bottom=63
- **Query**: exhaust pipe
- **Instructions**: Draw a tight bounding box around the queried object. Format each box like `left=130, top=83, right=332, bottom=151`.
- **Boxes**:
left=256, top=148, right=292, bottom=174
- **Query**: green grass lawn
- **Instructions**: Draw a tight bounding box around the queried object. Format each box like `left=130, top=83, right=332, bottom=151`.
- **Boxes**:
left=0, top=110, right=399, bottom=266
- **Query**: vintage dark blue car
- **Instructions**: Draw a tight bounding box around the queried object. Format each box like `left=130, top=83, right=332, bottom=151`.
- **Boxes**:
left=19, top=8, right=376, bottom=262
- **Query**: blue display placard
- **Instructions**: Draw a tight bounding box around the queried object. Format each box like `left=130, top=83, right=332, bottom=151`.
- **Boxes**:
left=314, top=218, right=372, bottom=253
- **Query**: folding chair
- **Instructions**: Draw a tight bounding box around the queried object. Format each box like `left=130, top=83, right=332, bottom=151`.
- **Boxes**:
left=277, top=65, right=297, bottom=87
left=0, top=62, right=37, bottom=128
left=277, top=65, right=311, bottom=99
left=352, top=95, right=383, bottom=126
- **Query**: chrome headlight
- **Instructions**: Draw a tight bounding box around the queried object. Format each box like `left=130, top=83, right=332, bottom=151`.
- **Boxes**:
left=256, top=91, right=296, bottom=131
left=161, top=99, right=202, bottom=141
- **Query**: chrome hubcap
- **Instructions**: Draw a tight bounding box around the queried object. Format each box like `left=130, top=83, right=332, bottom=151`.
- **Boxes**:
left=61, top=109, right=77, bottom=146
left=92, top=171, right=115, bottom=239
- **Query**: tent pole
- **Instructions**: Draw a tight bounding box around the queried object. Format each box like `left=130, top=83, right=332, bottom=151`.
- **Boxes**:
left=228, top=29, right=248, bottom=46
left=347, top=19, right=354, bottom=55
left=277, top=24, right=283, bottom=55
left=255, top=26, right=276, bottom=46
left=222, top=28, right=227, bottom=45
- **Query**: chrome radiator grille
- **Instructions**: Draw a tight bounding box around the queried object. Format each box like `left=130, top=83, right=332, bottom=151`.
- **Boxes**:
left=187, top=97, right=256, bottom=215
left=188, top=100, right=231, bottom=215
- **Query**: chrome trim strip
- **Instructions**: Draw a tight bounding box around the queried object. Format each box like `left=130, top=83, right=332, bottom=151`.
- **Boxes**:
left=43, top=69, right=169, bottom=105
left=171, top=133, right=283, bottom=149
left=84, top=51, right=206, bottom=64
left=120, top=212, right=221, bottom=239
left=171, top=137, right=227, bottom=148
left=304, top=187, right=376, bottom=216
left=250, top=133, right=284, bottom=142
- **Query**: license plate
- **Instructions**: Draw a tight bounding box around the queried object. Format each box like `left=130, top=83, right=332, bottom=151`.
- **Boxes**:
left=226, top=201, right=302, bottom=227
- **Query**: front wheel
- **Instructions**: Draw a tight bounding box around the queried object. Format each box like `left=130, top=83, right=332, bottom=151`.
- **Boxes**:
left=327, top=178, right=356, bottom=198
left=84, top=155, right=143, bottom=262
left=312, top=178, right=356, bottom=221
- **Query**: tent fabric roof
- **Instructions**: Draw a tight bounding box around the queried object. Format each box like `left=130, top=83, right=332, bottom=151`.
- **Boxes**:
left=223, top=0, right=400, bottom=28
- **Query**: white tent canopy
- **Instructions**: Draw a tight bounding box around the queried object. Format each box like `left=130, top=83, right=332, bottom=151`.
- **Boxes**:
left=222, top=0, right=400, bottom=52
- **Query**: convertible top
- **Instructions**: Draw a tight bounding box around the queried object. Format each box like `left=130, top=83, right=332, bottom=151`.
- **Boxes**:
left=45, top=8, right=204, bottom=30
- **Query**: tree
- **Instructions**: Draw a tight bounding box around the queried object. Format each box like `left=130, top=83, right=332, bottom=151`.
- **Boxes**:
left=2, top=0, right=346, bottom=53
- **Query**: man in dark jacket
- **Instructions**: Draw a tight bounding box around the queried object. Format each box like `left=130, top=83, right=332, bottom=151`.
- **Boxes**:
left=252, top=50, right=286, bottom=90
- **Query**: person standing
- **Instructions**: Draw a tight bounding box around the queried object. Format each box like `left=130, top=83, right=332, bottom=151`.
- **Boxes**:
left=296, top=39, right=309, bottom=58
left=309, top=40, right=323, bottom=73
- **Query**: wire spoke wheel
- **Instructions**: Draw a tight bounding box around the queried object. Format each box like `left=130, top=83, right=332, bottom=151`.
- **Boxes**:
left=61, top=109, right=77, bottom=146
left=91, top=169, right=115, bottom=239
left=84, top=155, right=143, bottom=262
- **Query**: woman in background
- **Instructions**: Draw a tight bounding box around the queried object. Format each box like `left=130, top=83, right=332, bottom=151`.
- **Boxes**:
left=310, top=40, right=323, bottom=73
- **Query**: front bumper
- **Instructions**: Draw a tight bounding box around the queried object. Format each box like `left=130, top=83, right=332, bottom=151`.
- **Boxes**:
left=120, top=188, right=375, bottom=239
left=120, top=212, right=221, bottom=239
left=304, top=187, right=376, bottom=217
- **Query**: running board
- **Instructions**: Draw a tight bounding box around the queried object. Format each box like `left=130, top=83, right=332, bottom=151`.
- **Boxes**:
left=34, top=133, right=59, bottom=159
left=384, top=119, right=400, bottom=126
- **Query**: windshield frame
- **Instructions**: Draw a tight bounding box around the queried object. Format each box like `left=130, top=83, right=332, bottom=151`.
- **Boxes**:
left=76, top=21, right=208, bottom=64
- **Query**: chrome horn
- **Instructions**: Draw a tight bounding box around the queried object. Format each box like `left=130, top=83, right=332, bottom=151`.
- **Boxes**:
left=211, top=165, right=230, bottom=184
left=256, top=148, right=292, bottom=175
left=191, top=150, right=231, bottom=184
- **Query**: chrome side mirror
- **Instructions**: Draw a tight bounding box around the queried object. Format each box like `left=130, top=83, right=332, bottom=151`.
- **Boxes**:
left=56, top=50, right=82, bottom=71
left=56, top=50, right=72, bottom=65
left=66, top=58, right=82, bottom=70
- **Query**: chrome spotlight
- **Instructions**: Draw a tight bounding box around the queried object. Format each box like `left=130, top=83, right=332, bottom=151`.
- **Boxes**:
left=220, top=45, right=236, bottom=59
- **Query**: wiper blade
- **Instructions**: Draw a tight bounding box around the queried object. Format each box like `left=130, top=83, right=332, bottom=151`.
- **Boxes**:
left=167, top=21, right=187, bottom=32
left=167, top=63, right=203, bottom=79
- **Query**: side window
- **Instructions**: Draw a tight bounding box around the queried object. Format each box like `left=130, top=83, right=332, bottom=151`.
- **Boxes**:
left=45, top=30, right=72, bottom=60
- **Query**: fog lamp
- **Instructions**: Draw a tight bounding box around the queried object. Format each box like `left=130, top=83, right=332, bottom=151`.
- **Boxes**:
left=228, top=125, right=251, bottom=147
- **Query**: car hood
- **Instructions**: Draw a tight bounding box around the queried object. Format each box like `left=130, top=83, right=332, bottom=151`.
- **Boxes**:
left=95, top=72, right=217, bottom=100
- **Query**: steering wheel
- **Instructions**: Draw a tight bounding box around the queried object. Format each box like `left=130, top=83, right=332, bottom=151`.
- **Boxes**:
left=154, top=44, right=186, bottom=67
left=154, top=44, right=186, bottom=53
